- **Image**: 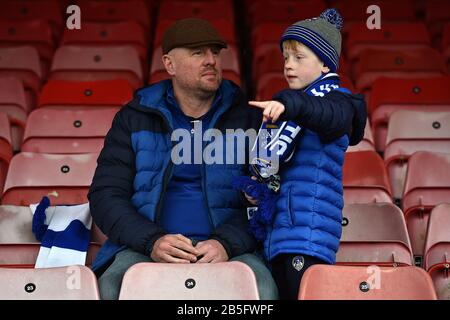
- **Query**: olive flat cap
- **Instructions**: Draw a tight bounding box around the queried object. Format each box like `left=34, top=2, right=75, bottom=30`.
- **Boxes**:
left=162, top=18, right=228, bottom=54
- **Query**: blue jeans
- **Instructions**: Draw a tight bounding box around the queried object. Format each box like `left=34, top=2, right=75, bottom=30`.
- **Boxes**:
left=98, top=249, right=278, bottom=300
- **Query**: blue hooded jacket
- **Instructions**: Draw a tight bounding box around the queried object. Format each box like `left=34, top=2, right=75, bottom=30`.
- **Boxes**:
left=88, top=80, right=261, bottom=273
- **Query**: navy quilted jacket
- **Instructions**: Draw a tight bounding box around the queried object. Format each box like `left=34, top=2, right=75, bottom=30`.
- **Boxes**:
left=89, top=80, right=261, bottom=273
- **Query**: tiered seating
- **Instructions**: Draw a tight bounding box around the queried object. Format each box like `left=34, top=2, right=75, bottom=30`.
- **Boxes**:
left=21, top=108, right=117, bottom=154
left=354, top=48, right=447, bottom=95
left=337, top=203, right=413, bottom=267
left=402, top=151, right=450, bottom=266
left=118, top=261, right=259, bottom=300
left=0, top=0, right=63, bottom=39
left=2, top=152, right=98, bottom=206
left=50, top=46, right=143, bottom=90
left=385, top=110, right=450, bottom=199
left=0, top=20, right=54, bottom=76
left=299, top=265, right=437, bottom=300
left=424, top=203, right=450, bottom=300
left=38, top=79, right=133, bottom=110
left=369, top=76, right=450, bottom=152
left=0, top=46, right=42, bottom=110
left=343, top=151, right=392, bottom=204
left=61, top=21, right=148, bottom=75
left=0, top=266, right=100, bottom=299
left=0, top=205, right=103, bottom=268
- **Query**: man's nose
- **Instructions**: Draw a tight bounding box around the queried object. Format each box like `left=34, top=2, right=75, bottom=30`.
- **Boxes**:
left=203, top=49, right=217, bottom=66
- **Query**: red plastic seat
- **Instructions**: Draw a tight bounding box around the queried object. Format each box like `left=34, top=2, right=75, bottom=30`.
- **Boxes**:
left=50, top=46, right=143, bottom=90
left=0, top=20, right=54, bottom=75
left=0, top=77, right=27, bottom=152
left=425, top=0, right=450, bottom=47
left=157, top=0, right=235, bottom=22
left=346, top=119, right=375, bottom=152
left=77, top=0, right=151, bottom=39
left=61, top=21, right=148, bottom=75
left=424, top=203, right=450, bottom=300
left=251, top=22, right=288, bottom=50
left=354, top=48, right=447, bottom=94
left=2, top=152, right=99, bottom=206
left=249, top=0, right=326, bottom=28
left=119, top=261, right=259, bottom=300
left=337, top=203, right=413, bottom=267
left=369, top=76, right=450, bottom=152
left=0, top=205, right=102, bottom=268
left=0, top=113, right=12, bottom=195
left=22, top=108, right=117, bottom=154
left=0, top=266, right=100, bottom=299
left=149, top=45, right=241, bottom=86
left=443, top=23, right=450, bottom=72
left=346, top=23, right=431, bottom=62
left=343, top=151, right=392, bottom=204
left=402, top=151, right=450, bottom=265
left=38, top=79, right=133, bottom=110
left=0, top=46, right=42, bottom=110
left=299, top=265, right=437, bottom=300
left=0, top=0, right=63, bottom=39
left=385, top=110, right=450, bottom=199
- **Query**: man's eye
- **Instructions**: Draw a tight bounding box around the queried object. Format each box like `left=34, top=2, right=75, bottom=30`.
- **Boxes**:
left=193, top=51, right=202, bottom=55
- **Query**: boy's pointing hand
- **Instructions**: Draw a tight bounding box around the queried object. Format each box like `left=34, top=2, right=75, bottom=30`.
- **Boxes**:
left=249, top=100, right=285, bottom=123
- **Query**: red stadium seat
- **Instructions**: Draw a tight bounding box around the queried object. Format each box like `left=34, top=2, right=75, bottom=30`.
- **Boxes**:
left=0, top=113, right=12, bottom=195
left=402, top=151, right=450, bottom=266
left=2, top=152, right=98, bottom=206
left=346, top=23, right=431, bottom=62
left=0, top=0, right=63, bottom=39
left=0, top=266, right=100, bottom=299
left=0, top=205, right=102, bottom=268
left=149, top=46, right=241, bottom=86
left=250, top=22, right=288, bottom=51
left=343, top=151, right=392, bottom=204
left=248, top=0, right=326, bottom=28
left=337, top=203, right=413, bottom=267
left=346, top=119, right=375, bottom=152
left=157, top=0, right=235, bottom=22
left=0, top=20, right=54, bottom=76
left=443, top=23, right=450, bottom=72
left=0, top=77, right=27, bottom=152
left=77, top=0, right=151, bottom=39
left=425, top=0, right=450, bottom=47
left=61, top=21, right=148, bottom=75
left=299, top=265, right=437, bottom=300
left=354, top=48, right=447, bottom=94
left=424, top=203, right=450, bottom=300
left=21, top=108, right=117, bottom=154
left=50, top=46, right=143, bottom=90
left=38, top=79, right=133, bottom=110
left=369, top=76, right=450, bottom=152
left=0, top=46, right=42, bottom=110
left=385, top=110, right=450, bottom=200
left=119, top=261, right=259, bottom=300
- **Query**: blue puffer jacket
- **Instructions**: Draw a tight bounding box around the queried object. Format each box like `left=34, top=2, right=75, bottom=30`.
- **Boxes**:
left=88, top=80, right=261, bottom=273
left=268, top=89, right=367, bottom=264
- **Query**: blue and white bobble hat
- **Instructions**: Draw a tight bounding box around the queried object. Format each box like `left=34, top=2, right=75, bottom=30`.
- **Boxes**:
left=280, top=9, right=343, bottom=72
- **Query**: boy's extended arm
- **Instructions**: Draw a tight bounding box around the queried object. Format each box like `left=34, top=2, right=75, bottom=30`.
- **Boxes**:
left=273, top=89, right=367, bottom=145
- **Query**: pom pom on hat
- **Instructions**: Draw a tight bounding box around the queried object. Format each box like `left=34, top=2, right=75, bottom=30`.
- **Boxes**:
left=320, top=8, right=344, bottom=31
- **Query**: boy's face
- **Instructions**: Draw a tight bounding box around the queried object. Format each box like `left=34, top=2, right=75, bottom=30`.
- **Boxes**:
left=283, top=41, right=330, bottom=90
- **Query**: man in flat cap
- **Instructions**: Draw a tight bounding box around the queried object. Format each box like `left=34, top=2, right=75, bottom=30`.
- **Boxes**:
left=88, top=18, right=278, bottom=300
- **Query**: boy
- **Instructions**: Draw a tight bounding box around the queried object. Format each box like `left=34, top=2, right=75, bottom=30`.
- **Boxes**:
left=244, top=9, right=367, bottom=299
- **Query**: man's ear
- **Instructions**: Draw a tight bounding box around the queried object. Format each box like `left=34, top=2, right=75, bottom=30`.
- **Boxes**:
left=162, top=54, right=175, bottom=76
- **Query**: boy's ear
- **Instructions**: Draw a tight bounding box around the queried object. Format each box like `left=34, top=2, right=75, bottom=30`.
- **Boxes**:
left=321, top=63, right=330, bottom=74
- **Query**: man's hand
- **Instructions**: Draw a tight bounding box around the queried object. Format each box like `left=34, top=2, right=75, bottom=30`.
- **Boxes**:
left=151, top=234, right=199, bottom=263
left=195, top=239, right=229, bottom=263
left=249, top=100, right=286, bottom=123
